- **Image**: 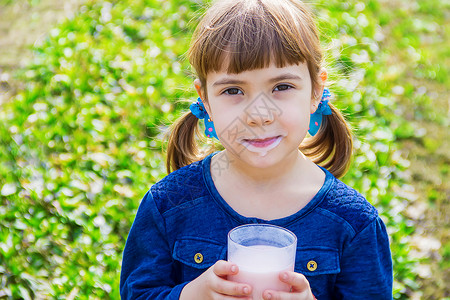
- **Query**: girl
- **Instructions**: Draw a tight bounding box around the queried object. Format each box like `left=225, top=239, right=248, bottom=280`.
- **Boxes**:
left=120, top=0, right=393, bottom=299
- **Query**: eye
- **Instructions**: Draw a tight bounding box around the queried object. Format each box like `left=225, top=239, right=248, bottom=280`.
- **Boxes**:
left=274, top=84, right=293, bottom=92
left=222, top=88, right=243, bottom=95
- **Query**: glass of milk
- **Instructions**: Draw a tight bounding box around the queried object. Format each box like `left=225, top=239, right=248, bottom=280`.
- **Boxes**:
left=227, top=224, right=297, bottom=299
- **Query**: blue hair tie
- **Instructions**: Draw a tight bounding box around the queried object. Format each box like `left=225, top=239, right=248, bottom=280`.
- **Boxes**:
left=308, top=88, right=332, bottom=136
left=189, top=97, right=219, bottom=139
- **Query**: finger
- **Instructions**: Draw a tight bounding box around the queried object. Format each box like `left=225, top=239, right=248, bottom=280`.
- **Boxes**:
left=279, top=271, right=310, bottom=292
left=213, top=295, right=252, bottom=300
left=263, top=290, right=311, bottom=300
left=211, top=275, right=252, bottom=297
left=212, top=260, right=239, bottom=277
left=262, top=272, right=313, bottom=300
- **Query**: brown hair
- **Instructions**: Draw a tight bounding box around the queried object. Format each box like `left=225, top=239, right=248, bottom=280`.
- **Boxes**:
left=166, top=0, right=353, bottom=178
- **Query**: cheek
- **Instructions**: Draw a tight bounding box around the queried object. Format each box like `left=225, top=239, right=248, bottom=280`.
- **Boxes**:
left=280, top=111, right=310, bottom=142
left=212, top=114, right=241, bottom=140
left=281, top=103, right=310, bottom=126
left=212, top=104, right=245, bottom=127
left=287, top=117, right=309, bottom=133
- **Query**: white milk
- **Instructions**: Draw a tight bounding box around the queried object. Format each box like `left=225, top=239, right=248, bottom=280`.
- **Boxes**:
left=228, top=245, right=294, bottom=299
left=239, top=136, right=283, bottom=157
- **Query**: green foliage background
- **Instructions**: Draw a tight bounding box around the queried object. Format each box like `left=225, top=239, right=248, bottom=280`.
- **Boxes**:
left=0, top=0, right=448, bottom=299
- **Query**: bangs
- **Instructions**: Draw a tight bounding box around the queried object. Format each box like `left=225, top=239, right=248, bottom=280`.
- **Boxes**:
left=189, top=0, right=321, bottom=79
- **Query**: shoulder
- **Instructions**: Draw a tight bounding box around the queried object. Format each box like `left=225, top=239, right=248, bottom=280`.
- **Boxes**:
left=318, top=176, right=378, bottom=234
left=149, top=158, right=209, bottom=214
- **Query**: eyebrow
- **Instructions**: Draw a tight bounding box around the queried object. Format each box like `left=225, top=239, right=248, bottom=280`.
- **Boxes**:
left=212, top=73, right=302, bottom=87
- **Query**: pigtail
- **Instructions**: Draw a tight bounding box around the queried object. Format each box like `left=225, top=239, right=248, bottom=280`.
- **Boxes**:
left=300, top=103, right=353, bottom=178
left=165, top=111, right=215, bottom=174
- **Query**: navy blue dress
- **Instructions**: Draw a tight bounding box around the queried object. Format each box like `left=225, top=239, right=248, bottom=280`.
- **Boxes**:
left=120, top=151, right=393, bottom=299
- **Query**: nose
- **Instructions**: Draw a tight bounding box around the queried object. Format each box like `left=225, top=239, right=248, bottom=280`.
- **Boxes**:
left=246, top=113, right=273, bottom=126
left=244, top=95, right=276, bottom=126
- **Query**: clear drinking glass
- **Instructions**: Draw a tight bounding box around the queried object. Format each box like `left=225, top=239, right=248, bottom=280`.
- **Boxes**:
left=227, top=224, right=297, bottom=299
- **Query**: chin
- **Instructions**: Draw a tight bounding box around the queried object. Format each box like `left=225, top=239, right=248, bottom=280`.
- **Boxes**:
left=241, top=150, right=285, bottom=168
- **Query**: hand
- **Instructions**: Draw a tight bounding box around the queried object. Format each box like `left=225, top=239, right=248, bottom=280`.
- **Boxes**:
left=180, top=260, right=252, bottom=300
left=262, top=271, right=315, bottom=300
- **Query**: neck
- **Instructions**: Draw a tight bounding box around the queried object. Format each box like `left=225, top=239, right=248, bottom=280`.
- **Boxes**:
left=220, top=149, right=311, bottom=189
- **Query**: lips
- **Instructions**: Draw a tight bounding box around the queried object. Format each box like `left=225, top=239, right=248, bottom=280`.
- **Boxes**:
left=242, top=135, right=283, bottom=148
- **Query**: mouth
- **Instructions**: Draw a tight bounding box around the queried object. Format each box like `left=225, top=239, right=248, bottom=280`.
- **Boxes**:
left=241, top=135, right=283, bottom=148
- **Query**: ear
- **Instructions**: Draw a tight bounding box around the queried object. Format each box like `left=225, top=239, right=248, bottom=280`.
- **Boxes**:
left=193, top=78, right=203, bottom=99
left=310, top=69, right=327, bottom=114
left=193, top=78, right=212, bottom=117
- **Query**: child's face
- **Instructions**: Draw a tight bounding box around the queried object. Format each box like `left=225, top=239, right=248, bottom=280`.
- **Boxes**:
left=195, top=61, right=322, bottom=167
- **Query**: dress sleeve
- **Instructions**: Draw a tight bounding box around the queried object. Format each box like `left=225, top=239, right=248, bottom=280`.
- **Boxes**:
left=334, top=217, right=393, bottom=299
left=120, top=190, right=189, bottom=299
